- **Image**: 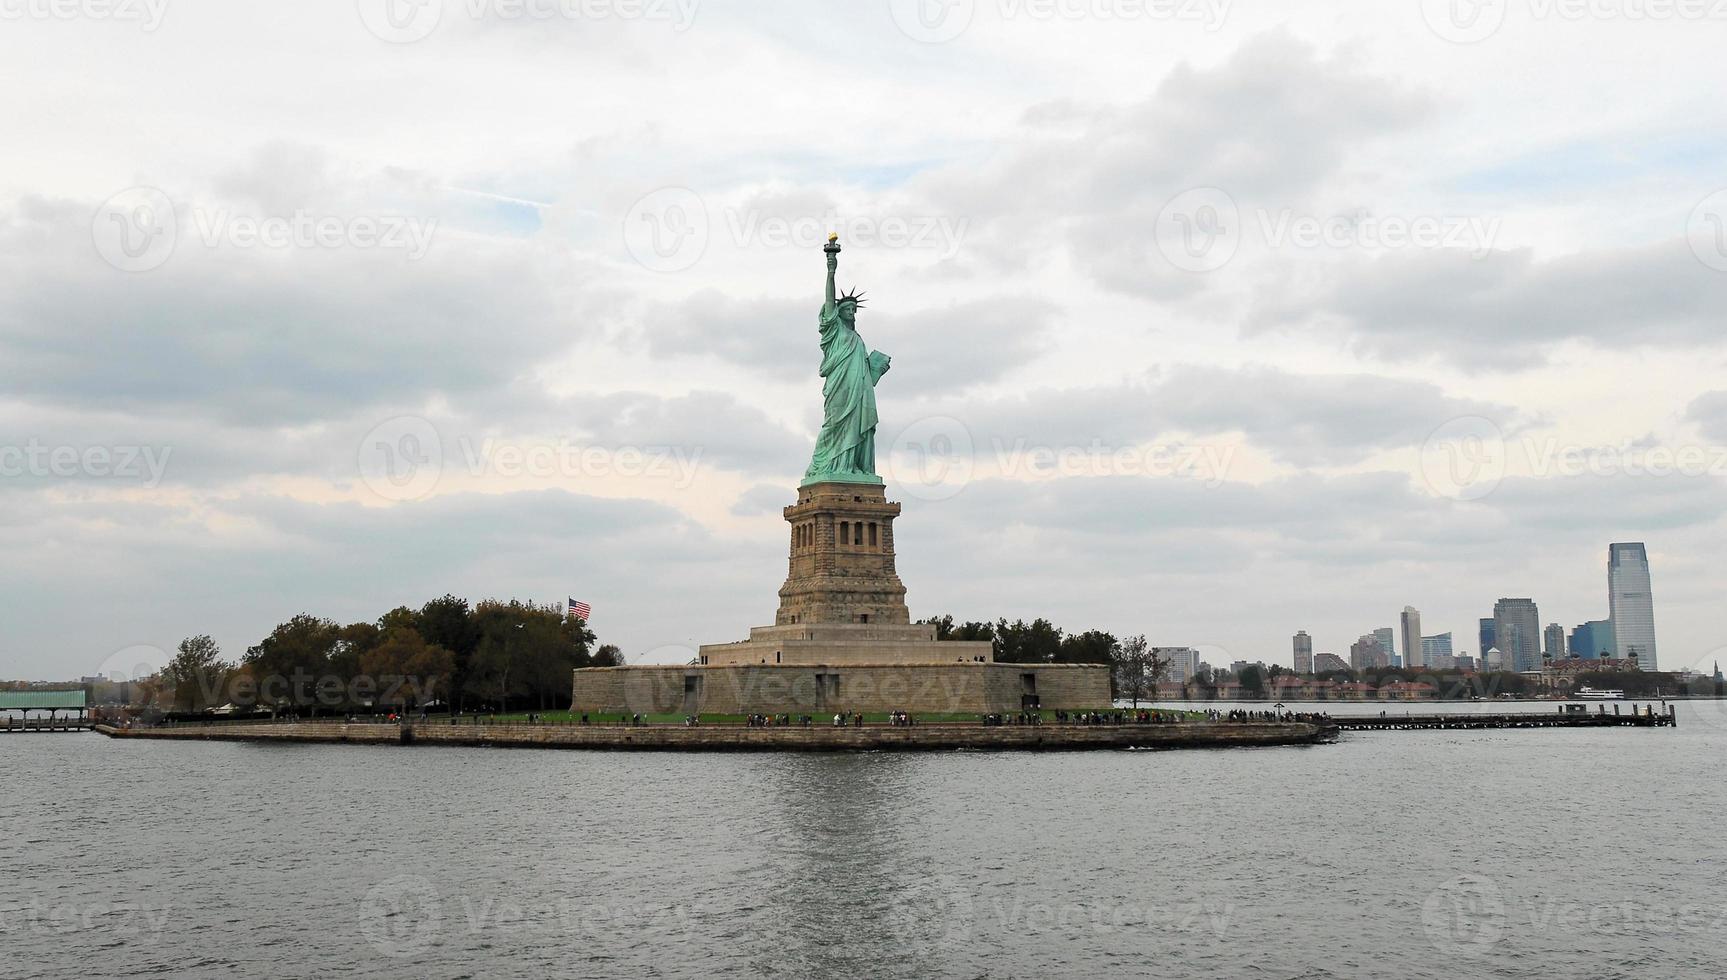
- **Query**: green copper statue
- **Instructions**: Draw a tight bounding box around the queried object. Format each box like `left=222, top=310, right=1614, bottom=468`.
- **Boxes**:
left=801, top=235, right=891, bottom=486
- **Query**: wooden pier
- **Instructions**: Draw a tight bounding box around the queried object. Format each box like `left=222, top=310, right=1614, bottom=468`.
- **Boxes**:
left=0, top=689, right=91, bottom=733
left=1, top=717, right=95, bottom=733
left=1333, top=705, right=1676, bottom=731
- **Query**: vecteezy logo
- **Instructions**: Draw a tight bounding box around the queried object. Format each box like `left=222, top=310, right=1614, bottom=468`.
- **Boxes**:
left=358, top=874, right=442, bottom=957
left=884, top=415, right=975, bottom=502
left=92, top=187, right=178, bottom=273
left=357, top=416, right=444, bottom=502
left=1419, top=0, right=1507, bottom=44
left=1154, top=187, right=1240, bottom=273
left=356, top=0, right=444, bottom=43
left=887, top=0, right=976, bottom=43
left=1686, top=189, right=1727, bottom=273
left=885, top=874, right=974, bottom=954
left=1418, top=415, right=1507, bottom=502
left=95, top=645, right=170, bottom=685
left=622, top=187, right=709, bottom=273
left=1420, top=874, right=1506, bottom=954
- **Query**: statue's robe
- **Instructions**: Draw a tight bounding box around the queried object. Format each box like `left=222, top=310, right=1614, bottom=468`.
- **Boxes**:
left=802, top=302, right=890, bottom=485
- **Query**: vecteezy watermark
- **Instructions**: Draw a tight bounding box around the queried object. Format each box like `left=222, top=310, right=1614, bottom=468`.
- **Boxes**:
left=186, top=209, right=438, bottom=260
left=357, top=416, right=705, bottom=503
left=1520, top=438, right=1727, bottom=479
left=359, top=416, right=444, bottom=502
left=724, top=210, right=968, bottom=260
left=1421, top=874, right=1507, bottom=953
left=1422, top=873, right=1727, bottom=955
left=1155, top=187, right=1240, bottom=273
left=359, top=875, right=442, bottom=958
left=1421, top=0, right=1727, bottom=43
left=92, top=187, right=178, bottom=273
left=1420, top=416, right=1727, bottom=501
left=884, top=415, right=976, bottom=502
left=95, top=644, right=170, bottom=685
left=1155, top=188, right=1501, bottom=273
left=358, top=876, right=704, bottom=959
left=888, top=0, right=1231, bottom=43
left=1419, top=416, right=1509, bottom=501
left=883, top=418, right=1236, bottom=503
left=453, top=437, right=702, bottom=487
left=0, top=0, right=169, bottom=30
left=991, top=438, right=1236, bottom=486
left=621, top=188, right=967, bottom=273
left=889, top=876, right=1231, bottom=954
left=887, top=874, right=975, bottom=953
left=0, top=440, right=172, bottom=487
left=0, top=901, right=172, bottom=941
left=356, top=0, right=701, bottom=43
left=622, top=187, right=708, bottom=273
left=1257, top=207, right=1501, bottom=258
left=92, top=187, right=438, bottom=272
left=1687, top=188, right=1727, bottom=273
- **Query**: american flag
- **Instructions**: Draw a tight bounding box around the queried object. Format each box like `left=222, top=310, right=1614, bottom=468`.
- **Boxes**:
left=568, top=598, right=591, bottom=622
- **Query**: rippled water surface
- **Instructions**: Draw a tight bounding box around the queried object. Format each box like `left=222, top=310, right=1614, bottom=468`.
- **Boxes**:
left=6, top=701, right=1726, bottom=979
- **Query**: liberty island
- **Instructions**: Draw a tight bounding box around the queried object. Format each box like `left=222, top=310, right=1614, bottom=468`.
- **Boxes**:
left=569, top=238, right=1116, bottom=717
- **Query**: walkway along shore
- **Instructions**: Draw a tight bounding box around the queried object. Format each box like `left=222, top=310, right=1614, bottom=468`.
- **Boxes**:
left=93, top=720, right=1337, bottom=752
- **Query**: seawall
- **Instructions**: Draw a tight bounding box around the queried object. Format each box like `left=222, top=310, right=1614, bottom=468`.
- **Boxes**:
left=93, top=721, right=1334, bottom=752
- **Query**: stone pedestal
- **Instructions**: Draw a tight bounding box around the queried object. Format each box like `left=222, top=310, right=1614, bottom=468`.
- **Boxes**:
left=776, top=481, right=910, bottom=626
left=696, top=481, right=993, bottom=667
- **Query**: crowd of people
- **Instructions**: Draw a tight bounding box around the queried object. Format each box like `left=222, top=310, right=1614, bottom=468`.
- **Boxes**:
left=1053, top=709, right=1185, bottom=725
left=742, top=713, right=811, bottom=727
left=1208, top=708, right=1332, bottom=723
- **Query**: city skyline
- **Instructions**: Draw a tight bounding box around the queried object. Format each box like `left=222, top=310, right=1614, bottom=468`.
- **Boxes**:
left=1284, top=542, right=1665, bottom=675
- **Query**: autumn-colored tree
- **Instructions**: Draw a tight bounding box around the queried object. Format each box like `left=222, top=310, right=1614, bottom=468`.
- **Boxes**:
left=360, top=626, right=455, bottom=709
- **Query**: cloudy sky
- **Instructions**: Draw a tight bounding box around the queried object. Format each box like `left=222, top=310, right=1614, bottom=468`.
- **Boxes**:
left=4, top=0, right=1726, bottom=680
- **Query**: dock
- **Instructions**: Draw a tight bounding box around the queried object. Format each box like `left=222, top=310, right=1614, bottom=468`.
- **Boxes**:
left=0, top=689, right=91, bottom=733
left=2, top=717, right=95, bottom=733
left=1331, top=705, right=1676, bottom=731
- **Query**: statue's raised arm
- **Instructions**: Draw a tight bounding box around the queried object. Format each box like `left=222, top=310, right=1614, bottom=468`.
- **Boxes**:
left=823, top=233, right=840, bottom=313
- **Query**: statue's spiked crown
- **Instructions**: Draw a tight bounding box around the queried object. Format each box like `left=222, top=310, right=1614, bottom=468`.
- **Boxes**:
left=839, top=287, right=866, bottom=308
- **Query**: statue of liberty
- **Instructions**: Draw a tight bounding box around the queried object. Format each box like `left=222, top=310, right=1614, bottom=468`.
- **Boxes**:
left=802, top=235, right=891, bottom=486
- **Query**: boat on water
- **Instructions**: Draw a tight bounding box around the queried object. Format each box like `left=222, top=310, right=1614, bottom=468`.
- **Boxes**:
left=1574, top=687, right=1626, bottom=700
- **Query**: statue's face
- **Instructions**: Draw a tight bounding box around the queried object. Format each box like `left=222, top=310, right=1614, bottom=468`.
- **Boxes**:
left=838, top=300, right=858, bottom=326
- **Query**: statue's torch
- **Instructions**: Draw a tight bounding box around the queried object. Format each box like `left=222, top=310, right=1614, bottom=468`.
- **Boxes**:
left=824, top=232, right=841, bottom=256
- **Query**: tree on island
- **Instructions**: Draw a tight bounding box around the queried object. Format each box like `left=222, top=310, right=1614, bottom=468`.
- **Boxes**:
left=361, top=627, right=454, bottom=712
left=165, top=634, right=233, bottom=713
left=1112, top=635, right=1166, bottom=707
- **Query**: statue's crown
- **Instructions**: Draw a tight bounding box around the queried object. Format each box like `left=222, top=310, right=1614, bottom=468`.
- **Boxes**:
left=839, top=287, right=867, bottom=308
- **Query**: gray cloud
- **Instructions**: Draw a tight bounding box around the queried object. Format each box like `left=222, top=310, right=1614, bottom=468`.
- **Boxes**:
left=893, top=365, right=1513, bottom=468
left=1253, top=240, right=1727, bottom=367
left=1686, top=391, right=1727, bottom=444
left=917, top=31, right=1431, bottom=296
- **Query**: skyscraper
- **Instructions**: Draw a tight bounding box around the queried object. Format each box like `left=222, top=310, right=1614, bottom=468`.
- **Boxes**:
left=1494, top=598, right=1542, bottom=673
left=1350, top=634, right=1389, bottom=670
left=1293, top=631, right=1313, bottom=674
left=1374, top=627, right=1397, bottom=667
left=1544, top=623, right=1566, bottom=663
left=1158, top=647, right=1201, bottom=684
left=1421, top=633, right=1454, bottom=662
left=1479, top=618, right=1496, bottom=660
left=1569, top=620, right=1612, bottom=659
left=1400, top=607, right=1423, bottom=669
left=1608, top=542, right=1658, bottom=669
